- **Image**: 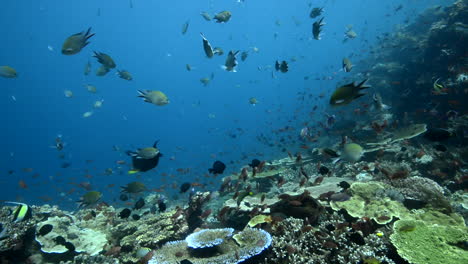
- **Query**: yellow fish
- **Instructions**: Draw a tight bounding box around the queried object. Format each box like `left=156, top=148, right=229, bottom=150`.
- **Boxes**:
left=0, top=66, right=17, bottom=78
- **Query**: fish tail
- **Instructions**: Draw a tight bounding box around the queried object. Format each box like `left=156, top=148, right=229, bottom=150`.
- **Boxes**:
left=357, top=79, right=370, bottom=89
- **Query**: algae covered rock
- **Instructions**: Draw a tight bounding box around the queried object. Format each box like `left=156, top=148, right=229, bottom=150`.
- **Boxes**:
left=390, top=219, right=468, bottom=264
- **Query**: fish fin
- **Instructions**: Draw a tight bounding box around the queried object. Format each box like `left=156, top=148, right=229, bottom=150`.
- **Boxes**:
left=85, top=33, right=95, bottom=41
left=153, top=140, right=160, bottom=148
left=332, top=158, right=341, bottom=164
left=4, top=201, right=26, bottom=206
left=354, top=93, right=366, bottom=99
left=357, top=79, right=370, bottom=89
left=126, top=150, right=137, bottom=156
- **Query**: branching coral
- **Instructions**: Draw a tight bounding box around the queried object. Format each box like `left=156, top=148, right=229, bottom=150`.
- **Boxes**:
left=262, top=215, right=395, bottom=264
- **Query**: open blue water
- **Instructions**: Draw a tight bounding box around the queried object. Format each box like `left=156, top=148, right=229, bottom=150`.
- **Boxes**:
left=0, top=0, right=451, bottom=209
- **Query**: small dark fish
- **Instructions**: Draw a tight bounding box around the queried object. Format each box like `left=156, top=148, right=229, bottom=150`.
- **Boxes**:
left=200, top=12, right=211, bottom=21
left=200, top=33, right=214, bottom=58
left=209, top=161, right=226, bottom=174
left=61, top=162, right=71, bottom=168
left=54, top=236, right=66, bottom=245
left=275, top=60, right=288, bottom=73
left=424, top=128, right=454, bottom=142
left=312, top=17, right=325, bottom=40
left=342, top=57, right=352, bottom=72
left=132, top=214, right=141, bottom=220
left=158, top=199, right=167, bottom=212
left=330, top=192, right=351, bottom=202
left=241, top=51, right=248, bottom=61
left=38, top=224, right=53, bottom=236
left=310, top=7, right=324, bottom=18
left=64, top=242, right=75, bottom=251
left=93, top=51, right=116, bottom=69
left=119, top=194, right=129, bottom=201
left=134, top=198, right=145, bottom=210
left=0, top=223, right=6, bottom=239
left=119, top=208, right=131, bottom=219
left=338, top=181, right=350, bottom=190
left=213, top=11, right=231, bottom=23
left=181, top=20, right=189, bottom=35
left=180, top=182, right=191, bottom=193
left=329, top=79, right=370, bottom=106
left=200, top=209, right=212, bottom=219
left=249, top=159, right=261, bottom=168
left=313, top=176, right=324, bottom=185
left=62, top=27, right=95, bottom=55
left=322, top=148, right=339, bottom=158
left=434, top=144, right=447, bottom=152
left=223, top=50, right=239, bottom=72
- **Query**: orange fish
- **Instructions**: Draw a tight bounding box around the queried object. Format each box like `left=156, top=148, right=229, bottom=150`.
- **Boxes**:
left=18, top=180, right=28, bottom=189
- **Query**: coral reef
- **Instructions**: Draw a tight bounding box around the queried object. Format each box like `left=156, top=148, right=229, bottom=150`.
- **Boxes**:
left=262, top=215, right=395, bottom=264
left=330, top=182, right=409, bottom=225
left=148, top=228, right=271, bottom=264
left=35, top=216, right=107, bottom=255
left=391, top=217, right=468, bottom=264
left=185, top=228, right=234, bottom=248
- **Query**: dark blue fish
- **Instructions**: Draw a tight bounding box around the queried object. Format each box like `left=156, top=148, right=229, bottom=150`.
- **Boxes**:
left=208, top=161, right=226, bottom=174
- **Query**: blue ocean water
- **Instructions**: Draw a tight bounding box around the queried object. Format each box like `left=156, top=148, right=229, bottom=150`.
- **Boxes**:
left=0, top=0, right=451, bottom=210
